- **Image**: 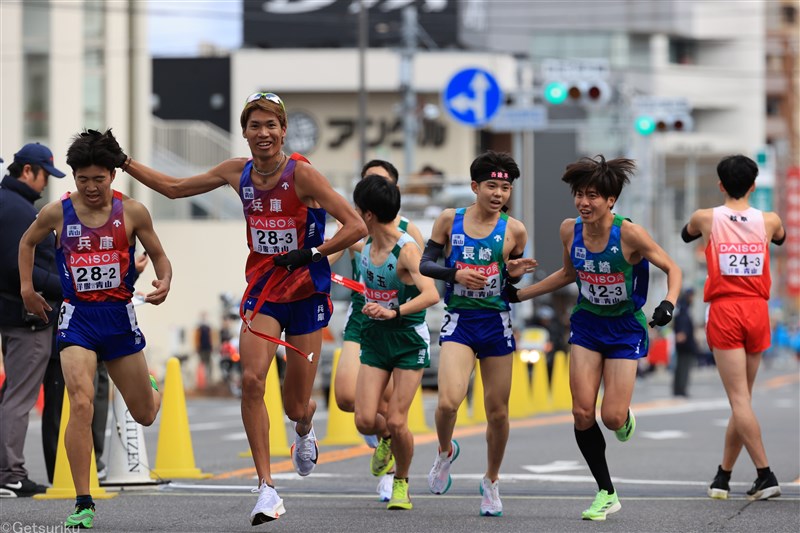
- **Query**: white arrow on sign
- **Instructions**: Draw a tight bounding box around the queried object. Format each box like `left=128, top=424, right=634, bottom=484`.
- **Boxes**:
left=449, top=71, right=491, bottom=123
left=522, top=460, right=585, bottom=474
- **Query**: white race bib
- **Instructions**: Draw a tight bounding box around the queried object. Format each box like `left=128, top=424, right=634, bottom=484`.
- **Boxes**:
left=578, top=271, right=628, bottom=305
left=248, top=215, right=298, bottom=255
left=718, top=242, right=764, bottom=276
left=453, top=261, right=502, bottom=299
left=364, top=288, right=399, bottom=316
left=69, top=252, right=122, bottom=292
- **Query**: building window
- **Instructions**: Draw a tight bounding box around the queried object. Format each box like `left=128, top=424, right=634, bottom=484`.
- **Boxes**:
left=766, top=96, right=782, bottom=116
left=782, top=5, right=797, bottom=25
left=668, top=38, right=697, bottom=65
left=23, top=2, right=50, bottom=139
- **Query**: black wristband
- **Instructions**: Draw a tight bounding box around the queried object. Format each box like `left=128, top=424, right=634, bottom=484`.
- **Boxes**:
left=771, top=232, right=786, bottom=246
left=681, top=224, right=701, bottom=243
left=395, top=307, right=401, bottom=320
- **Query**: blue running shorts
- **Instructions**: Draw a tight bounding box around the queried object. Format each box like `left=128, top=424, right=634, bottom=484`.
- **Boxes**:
left=244, top=292, right=332, bottom=335
left=439, top=308, right=515, bottom=358
left=57, top=301, right=146, bottom=361
left=569, top=308, right=648, bottom=360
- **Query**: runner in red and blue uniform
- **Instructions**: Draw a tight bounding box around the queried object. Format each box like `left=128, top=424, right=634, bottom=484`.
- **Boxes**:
left=121, top=92, right=366, bottom=525
left=19, top=129, right=172, bottom=529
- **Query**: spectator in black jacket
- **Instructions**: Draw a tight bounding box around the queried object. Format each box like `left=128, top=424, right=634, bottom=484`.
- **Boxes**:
left=0, top=143, right=65, bottom=497
left=673, top=288, right=699, bottom=397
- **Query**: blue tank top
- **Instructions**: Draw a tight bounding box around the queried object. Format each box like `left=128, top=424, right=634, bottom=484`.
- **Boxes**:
left=571, top=214, right=649, bottom=317
left=444, top=208, right=510, bottom=312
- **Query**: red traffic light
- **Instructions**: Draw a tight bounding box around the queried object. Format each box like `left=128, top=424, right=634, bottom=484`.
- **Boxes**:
left=587, top=86, right=602, bottom=100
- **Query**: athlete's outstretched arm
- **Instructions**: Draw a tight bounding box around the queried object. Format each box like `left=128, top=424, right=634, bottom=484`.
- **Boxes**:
left=515, top=219, right=577, bottom=302
left=125, top=158, right=245, bottom=199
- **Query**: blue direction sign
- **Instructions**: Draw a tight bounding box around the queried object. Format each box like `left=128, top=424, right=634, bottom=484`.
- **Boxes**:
left=442, top=68, right=503, bottom=127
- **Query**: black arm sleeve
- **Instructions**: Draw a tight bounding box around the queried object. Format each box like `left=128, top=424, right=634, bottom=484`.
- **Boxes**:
left=507, top=251, right=524, bottom=284
left=681, top=224, right=701, bottom=243
left=771, top=231, right=786, bottom=246
left=419, top=239, right=457, bottom=283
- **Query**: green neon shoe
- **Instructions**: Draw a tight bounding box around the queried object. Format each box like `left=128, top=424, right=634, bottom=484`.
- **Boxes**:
left=149, top=374, right=159, bottom=392
left=387, top=477, right=412, bottom=510
left=581, top=490, right=621, bottom=521
left=370, top=437, right=395, bottom=477
left=615, top=409, right=636, bottom=442
left=65, top=505, right=95, bottom=529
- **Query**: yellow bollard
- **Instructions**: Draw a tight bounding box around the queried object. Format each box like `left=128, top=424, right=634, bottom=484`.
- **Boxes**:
left=152, top=357, right=212, bottom=478
left=407, top=385, right=433, bottom=433
left=471, top=363, right=487, bottom=423
left=35, top=393, right=115, bottom=499
left=320, top=349, right=363, bottom=446
left=508, top=353, right=531, bottom=419
left=530, top=352, right=553, bottom=415
left=240, top=356, right=291, bottom=458
left=551, top=351, right=572, bottom=411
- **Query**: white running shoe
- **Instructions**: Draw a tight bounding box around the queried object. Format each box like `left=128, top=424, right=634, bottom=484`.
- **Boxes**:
left=250, top=481, right=286, bottom=525
left=377, top=473, right=394, bottom=502
left=480, top=477, right=503, bottom=517
left=427, top=439, right=460, bottom=494
left=291, top=426, right=319, bottom=477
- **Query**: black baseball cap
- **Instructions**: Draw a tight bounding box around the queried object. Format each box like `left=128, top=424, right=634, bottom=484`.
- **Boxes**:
left=13, top=143, right=66, bottom=178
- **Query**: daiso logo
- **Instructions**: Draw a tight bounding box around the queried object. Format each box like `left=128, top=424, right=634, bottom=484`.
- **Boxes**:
left=455, top=261, right=499, bottom=276
left=365, top=288, right=398, bottom=301
left=248, top=216, right=295, bottom=229
left=578, top=271, right=624, bottom=285
left=719, top=242, right=764, bottom=254
left=70, top=252, right=119, bottom=266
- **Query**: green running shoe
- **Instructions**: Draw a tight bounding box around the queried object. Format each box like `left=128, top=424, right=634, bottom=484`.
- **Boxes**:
left=615, top=409, right=636, bottom=442
left=370, top=437, right=395, bottom=477
left=581, top=490, right=621, bottom=521
left=387, top=477, right=412, bottom=510
left=65, top=505, right=95, bottom=529
left=149, top=374, right=159, bottom=392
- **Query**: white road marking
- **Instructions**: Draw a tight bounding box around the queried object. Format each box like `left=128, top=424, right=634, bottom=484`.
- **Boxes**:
left=639, top=430, right=689, bottom=440
left=522, top=461, right=585, bottom=474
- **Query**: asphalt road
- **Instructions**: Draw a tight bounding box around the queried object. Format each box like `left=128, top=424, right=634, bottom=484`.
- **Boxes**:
left=2, top=359, right=799, bottom=532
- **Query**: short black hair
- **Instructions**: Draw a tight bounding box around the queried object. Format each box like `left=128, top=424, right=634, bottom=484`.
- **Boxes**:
left=353, top=174, right=401, bottom=223
left=561, top=155, right=635, bottom=205
left=6, top=161, right=41, bottom=179
left=66, top=129, right=124, bottom=172
left=716, top=155, right=758, bottom=199
left=470, top=151, right=520, bottom=183
left=361, top=159, right=399, bottom=183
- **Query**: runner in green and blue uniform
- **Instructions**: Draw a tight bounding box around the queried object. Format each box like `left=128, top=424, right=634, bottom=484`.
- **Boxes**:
left=420, top=151, right=537, bottom=517
left=512, top=155, right=681, bottom=521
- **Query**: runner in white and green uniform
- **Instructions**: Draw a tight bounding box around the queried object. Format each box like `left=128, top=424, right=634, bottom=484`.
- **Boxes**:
left=351, top=175, right=439, bottom=511
left=328, top=160, right=425, bottom=502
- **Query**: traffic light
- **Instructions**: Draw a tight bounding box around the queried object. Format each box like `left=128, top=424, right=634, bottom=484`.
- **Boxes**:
left=543, top=82, right=568, bottom=105
left=634, top=115, right=656, bottom=136
left=634, top=114, right=693, bottom=136
left=543, top=80, right=610, bottom=106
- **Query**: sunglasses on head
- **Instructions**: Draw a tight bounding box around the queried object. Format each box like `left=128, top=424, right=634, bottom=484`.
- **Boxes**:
left=245, top=92, right=285, bottom=111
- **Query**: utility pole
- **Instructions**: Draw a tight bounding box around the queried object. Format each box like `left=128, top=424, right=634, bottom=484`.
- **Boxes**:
left=357, top=0, right=368, bottom=170
left=400, top=5, right=417, bottom=178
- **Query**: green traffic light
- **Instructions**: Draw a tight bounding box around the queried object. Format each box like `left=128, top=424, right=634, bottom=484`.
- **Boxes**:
left=635, top=115, right=656, bottom=136
left=544, top=82, right=568, bottom=105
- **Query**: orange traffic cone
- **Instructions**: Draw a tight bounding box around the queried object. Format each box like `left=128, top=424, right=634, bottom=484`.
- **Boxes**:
left=35, top=393, right=115, bottom=500
left=151, top=357, right=212, bottom=479
left=196, top=362, right=207, bottom=391
left=35, top=384, right=45, bottom=415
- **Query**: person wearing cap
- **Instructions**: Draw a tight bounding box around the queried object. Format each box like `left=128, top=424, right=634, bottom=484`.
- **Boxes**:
left=117, top=92, right=366, bottom=525
left=0, top=142, right=66, bottom=498
left=419, top=150, right=537, bottom=517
